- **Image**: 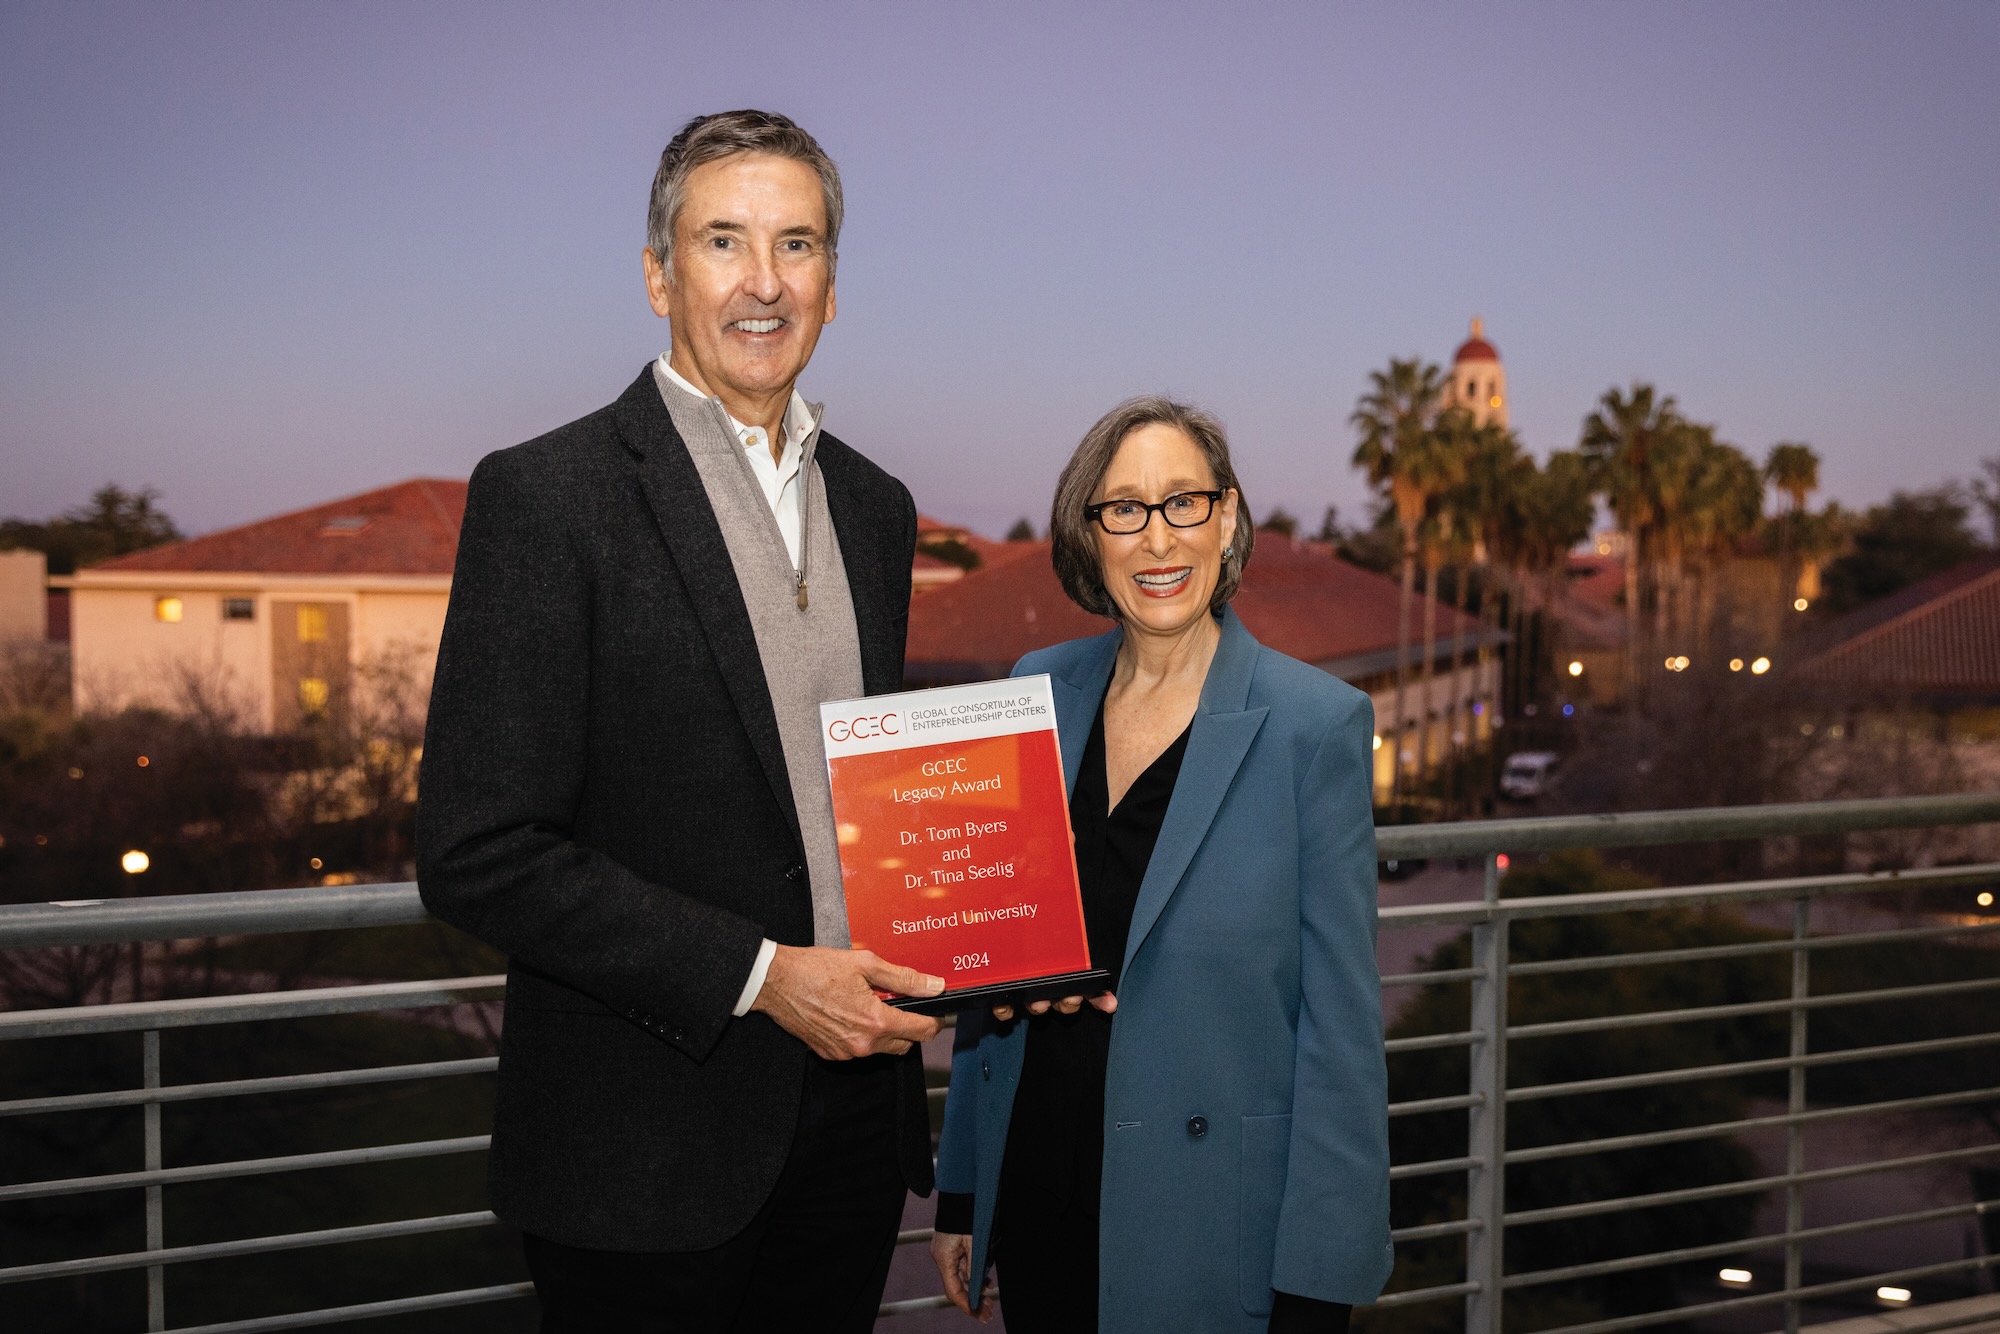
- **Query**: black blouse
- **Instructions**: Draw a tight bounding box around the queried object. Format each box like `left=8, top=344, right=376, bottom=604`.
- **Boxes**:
left=997, top=702, right=1191, bottom=1217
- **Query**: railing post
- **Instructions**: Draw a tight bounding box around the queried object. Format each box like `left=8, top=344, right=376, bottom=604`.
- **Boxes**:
left=144, top=1028, right=164, bottom=1332
left=1785, top=898, right=1810, bottom=1334
left=1465, top=853, right=1508, bottom=1334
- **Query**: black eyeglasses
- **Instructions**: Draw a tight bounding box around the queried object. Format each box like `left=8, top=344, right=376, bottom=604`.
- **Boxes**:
left=1083, top=490, right=1224, bottom=535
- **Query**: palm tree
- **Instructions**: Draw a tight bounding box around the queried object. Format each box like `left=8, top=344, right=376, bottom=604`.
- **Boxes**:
left=1683, top=436, right=1765, bottom=653
left=1506, top=450, right=1597, bottom=702
left=1352, top=358, right=1450, bottom=809
left=1430, top=413, right=1513, bottom=810
left=1580, top=384, right=1681, bottom=703
left=1765, top=441, right=1821, bottom=612
left=1765, top=442, right=1819, bottom=515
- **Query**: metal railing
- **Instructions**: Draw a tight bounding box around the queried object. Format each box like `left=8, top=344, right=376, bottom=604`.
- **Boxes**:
left=2, top=792, right=1997, bottom=1332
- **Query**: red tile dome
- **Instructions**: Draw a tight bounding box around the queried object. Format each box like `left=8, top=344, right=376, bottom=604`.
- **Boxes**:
left=1454, top=316, right=1498, bottom=363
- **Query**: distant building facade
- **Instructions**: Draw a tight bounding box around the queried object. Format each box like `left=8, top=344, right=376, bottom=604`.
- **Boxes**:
left=0, top=549, right=48, bottom=643
left=66, top=480, right=464, bottom=733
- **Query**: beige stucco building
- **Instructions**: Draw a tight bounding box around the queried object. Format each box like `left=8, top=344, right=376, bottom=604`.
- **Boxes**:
left=66, top=480, right=464, bottom=733
left=0, top=549, right=49, bottom=643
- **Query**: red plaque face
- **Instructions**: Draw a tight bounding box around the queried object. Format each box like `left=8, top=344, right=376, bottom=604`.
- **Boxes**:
left=822, top=677, right=1092, bottom=997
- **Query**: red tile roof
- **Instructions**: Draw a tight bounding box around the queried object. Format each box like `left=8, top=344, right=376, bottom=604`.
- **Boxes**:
left=916, top=513, right=1034, bottom=571
left=907, top=534, right=1481, bottom=681
left=1790, top=554, right=2000, bottom=697
left=88, top=480, right=468, bottom=577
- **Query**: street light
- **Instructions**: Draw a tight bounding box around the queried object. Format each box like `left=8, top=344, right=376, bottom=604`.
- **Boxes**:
left=121, top=850, right=150, bottom=875
left=1751, top=657, right=1771, bottom=675
left=1567, top=660, right=1584, bottom=677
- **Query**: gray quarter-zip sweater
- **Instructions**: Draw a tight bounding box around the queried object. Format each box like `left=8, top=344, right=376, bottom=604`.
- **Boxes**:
left=653, top=363, right=863, bottom=949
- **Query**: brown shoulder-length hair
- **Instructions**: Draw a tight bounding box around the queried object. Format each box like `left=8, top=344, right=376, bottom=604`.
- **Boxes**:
left=1049, top=395, right=1253, bottom=619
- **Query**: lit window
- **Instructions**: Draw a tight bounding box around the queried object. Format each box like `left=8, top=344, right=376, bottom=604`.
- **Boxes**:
left=299, top=677, right=330, bottom=714
left=297, top=605, right=328, bottom=643
left=222, top=598, right=254, bottom=621
left=154, top=596, right=184, bottom=623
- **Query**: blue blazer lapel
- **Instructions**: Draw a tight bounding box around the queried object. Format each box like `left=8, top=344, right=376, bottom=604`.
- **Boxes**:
left=1121, top=611, right=1267, bottom=974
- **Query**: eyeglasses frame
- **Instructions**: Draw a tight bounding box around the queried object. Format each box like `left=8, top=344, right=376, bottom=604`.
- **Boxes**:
left=1082, top=489, right=1226, bottom=536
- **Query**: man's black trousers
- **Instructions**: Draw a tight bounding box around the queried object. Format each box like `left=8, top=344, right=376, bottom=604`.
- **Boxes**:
left=523, top=1053, right=907, bottom=1333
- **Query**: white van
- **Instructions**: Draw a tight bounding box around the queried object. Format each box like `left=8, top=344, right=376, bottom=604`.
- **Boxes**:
left=1500, top=751, right=1560, bottom=800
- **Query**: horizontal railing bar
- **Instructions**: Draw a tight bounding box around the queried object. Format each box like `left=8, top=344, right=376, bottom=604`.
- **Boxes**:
left=0, top=1135, right=489, bottom=1203
left=1506, top=1084, right=2000, bottom=1164
left=0, top=882, right=430, bottom=951
left=0, top=977, right=505, bottom=1040
left=1508, top=975, right=2000, bottom=1041
left=1533, top=1252, right=2000, bottom=1334
left=1509, top=917, right=2000, bottom=976
left=1380, top=862, right=2000, bottom=929
left=1389, top=1155, right=1480, bottom=1181
left=1372, top=1279, right=1480, bottom=1308
left=1390, top=1218, right=1481, bottom=1242
left=1372, top=792, right=2000, bottom=860
left=1504, top=1142, right=2000, bottom=1228
left=1507, top=1029, right=2000, bottom=1102
left=1380, top=967, right=1485, bottom=988
left=1389, top=1093, right=1483, bottom=1117
left=0, top=1058, right=499, bottom=1118
left=1503, top=1197, right=2000, bottom=1290
left=163, top=1282, right=534, bottom=1334
left=0, top=795, right=1984, bottom=954
left=0, top=1211, right=498, bottom=1284
left=1785, top=1308, right=2000, bottom=1334
left=1384, top=1030, right=1481, bottom=1054
left=1780, top=1302, right=2000, bottom=1334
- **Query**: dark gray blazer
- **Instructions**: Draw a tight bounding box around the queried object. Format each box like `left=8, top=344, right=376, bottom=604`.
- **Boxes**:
left=416, top=366, right=929, bottom=1252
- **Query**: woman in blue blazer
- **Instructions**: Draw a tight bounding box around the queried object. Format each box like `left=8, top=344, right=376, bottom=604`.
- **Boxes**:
left=930, top=397, right=1392, bottom=1333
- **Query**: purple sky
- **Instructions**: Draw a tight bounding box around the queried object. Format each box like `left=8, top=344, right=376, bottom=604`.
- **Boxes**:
left=4, top=2, right=1997, bottom=540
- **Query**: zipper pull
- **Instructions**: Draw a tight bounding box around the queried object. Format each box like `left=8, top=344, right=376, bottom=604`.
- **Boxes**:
left=796, top=577, right=808, bottom=611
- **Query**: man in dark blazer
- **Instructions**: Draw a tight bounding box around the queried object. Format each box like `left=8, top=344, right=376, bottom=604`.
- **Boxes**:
left=417, top=109, right=943, bottom=1332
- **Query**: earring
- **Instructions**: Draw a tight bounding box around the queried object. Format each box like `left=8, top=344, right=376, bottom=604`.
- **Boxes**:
left=1223, top=545, right=1235, bottom=559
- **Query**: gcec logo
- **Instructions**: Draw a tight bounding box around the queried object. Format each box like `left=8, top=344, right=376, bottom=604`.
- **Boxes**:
left=828, top=712, right=899, bottom=743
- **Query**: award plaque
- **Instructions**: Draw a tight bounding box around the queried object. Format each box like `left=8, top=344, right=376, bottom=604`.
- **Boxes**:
left=821, top=675, right=1107, bottom=1015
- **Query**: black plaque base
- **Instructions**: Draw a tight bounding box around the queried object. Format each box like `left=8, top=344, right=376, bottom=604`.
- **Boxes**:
left=888, top=968, right=1113, bottom=1017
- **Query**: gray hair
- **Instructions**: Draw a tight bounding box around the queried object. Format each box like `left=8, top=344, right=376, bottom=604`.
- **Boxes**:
left=1049, top=395, right=1253, bottom=619
left=646, top=109, right=844, bottom=275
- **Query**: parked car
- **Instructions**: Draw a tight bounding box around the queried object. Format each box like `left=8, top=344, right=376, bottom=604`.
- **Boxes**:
left=1500, top=750, right=1561, bottom=800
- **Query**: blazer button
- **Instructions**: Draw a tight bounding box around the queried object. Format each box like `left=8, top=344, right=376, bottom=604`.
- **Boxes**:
left=981, top=1056, right=991, bottom=1080
left=785, top=864, right=806, bottom=882
left=1187, top=1115, right=1208, bottom=1138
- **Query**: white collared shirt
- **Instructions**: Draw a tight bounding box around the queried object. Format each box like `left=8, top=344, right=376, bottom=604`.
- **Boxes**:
left=655, top=354, right=807, bottom=1018
left=655, top=354, right=815, bottom=568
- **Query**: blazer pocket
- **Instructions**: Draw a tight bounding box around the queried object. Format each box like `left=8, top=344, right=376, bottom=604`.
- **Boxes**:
left=1239, top=1112, right=1292, bottom=1315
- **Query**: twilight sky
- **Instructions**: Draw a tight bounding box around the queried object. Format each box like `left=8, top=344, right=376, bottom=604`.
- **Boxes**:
left=4, top=1, right=1997, bottom=540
